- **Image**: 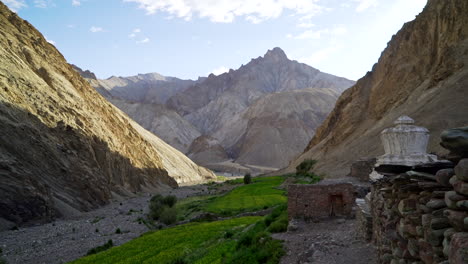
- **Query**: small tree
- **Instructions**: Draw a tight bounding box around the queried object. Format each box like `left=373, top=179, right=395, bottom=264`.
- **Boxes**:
left=243, top=173, right=252, bottom=184
left=296, top=159, right=317, bottom=176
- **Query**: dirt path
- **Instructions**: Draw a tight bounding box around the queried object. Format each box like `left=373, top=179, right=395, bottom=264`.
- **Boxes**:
left=0, top=184, right=215, bottom=264
left=273, top=218, right=377, bottom=264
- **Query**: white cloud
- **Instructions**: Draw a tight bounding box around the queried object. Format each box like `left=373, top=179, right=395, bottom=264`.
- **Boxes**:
left=293, top=25, right=347, bottom=40
left=133, top=28, right=141, bottom=33
left=128, top=33, right=136, bottom=38
left=295, top=29, right=328, bottom=39
left=331, top=25, right=347, bottom=36
left=136, top=38, right=150, bottom=44
left=72, top=0, right=81, bottom=6
left=3, top=0, right=27, bottom=12
left=90, top=26, right=104, bottom=33
left=353, top=0, right=378, bottom=12
left=45, top=37, right=55, bottom=45
left=67, top=24, right=75, bottom=28
left=124, top=0, right=323, bottom=23
left=34, top=0, right=53, bottom=8
left=297, top=22, right=314, bottom=28
left=210, top=66, right=229, bottom=76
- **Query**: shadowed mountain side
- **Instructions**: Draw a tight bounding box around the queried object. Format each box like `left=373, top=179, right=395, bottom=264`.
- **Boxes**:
left=0, top=101, right=176, bottom=227
left=187, top=135, right=230, bottom=165
left=283, top=0, right=468, bottom=178
left=0, top=2, right=215, bottom=228
left=108, top=98, right=201, bottom=153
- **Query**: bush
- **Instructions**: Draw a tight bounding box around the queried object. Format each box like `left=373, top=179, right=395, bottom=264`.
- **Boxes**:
left=86, top=240, right=113, bottom=256
left=296, top=159, right=317, bottom=175
left=243, top=173, right=252, bottom=185
left=115, top=228, right=121, bottom=234
left=149, top=194, right=178, bottom=221
left=160, top=207, right=178, bottom=225
left=163, top=195, right=177, bottom=207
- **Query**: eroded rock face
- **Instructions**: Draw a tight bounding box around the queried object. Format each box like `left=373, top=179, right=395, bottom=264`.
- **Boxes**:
left=0, top=2, right=213, bottom=226
left=286, top=0, right=468, bottom=177
left=187, top=135, right=229, bottom=165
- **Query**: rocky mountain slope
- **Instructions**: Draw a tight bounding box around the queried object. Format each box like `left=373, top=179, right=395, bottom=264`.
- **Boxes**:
left=168, top=47, right=354, bottom=135
left=108, top=99, right=201, bottom=153
left=285, top=0, right=468, bottom=177
left=96, top=72, right=200, bottom=104
left=81, top=48, right=353, bottom=172
left=0, top=2, right=214, bottom=228
left=212, top=88, right=340, bottom=168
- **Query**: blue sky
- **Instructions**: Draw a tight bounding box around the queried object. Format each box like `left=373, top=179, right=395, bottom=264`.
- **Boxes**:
left=5, top=0, right=427, bottom=81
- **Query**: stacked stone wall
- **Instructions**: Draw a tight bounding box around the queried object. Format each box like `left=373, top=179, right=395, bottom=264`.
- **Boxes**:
left=370, top=159, right=468, bottom=264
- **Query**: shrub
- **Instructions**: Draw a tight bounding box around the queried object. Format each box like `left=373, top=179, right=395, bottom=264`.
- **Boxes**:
left=86, top=240, right=113, bottom=256
left=160, top=207, right=178, bottom=225
left=115, top=228, right=121, bottom=234
left=243, top=173, right=252, bottom=185
left=149, top=194, right=178, bottom=220
left=296, top=159, right=317, bottom=175
left=163, top=195, right=177, bottom=207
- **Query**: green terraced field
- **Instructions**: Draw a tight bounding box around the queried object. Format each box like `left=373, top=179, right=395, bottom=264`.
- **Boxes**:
left=70, top=217, right=261, bottom=264
left=204, top=176, right=286, bottom=215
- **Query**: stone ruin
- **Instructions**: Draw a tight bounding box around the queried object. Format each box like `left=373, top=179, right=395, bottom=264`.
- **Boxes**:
left=288, top=182, right=356, bottom=221
left=356, top=116, right=468, bottom=264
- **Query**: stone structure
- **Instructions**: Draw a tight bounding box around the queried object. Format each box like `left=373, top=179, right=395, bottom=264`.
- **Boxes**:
left=370, top=116, right=441, bottom=181
left=357, top=121, right=468, bottom=264
left=349, top=158, right=376, bottom=181
left=288, top=183, right=356, bottom=221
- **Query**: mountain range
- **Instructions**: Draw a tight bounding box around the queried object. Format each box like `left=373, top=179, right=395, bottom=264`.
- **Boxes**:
left=82, top=48, right=355, bottom=173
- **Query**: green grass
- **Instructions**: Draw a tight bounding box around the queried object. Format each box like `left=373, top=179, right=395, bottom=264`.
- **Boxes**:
left=69, top=217, right=261, bottom=264
left=204, top=176, right=286, bottom=216
left=175, top=195, right=217, bottom=221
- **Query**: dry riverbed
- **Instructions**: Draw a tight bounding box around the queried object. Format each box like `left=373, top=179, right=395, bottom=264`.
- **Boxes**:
left=0, top=183, right=226, bottom=264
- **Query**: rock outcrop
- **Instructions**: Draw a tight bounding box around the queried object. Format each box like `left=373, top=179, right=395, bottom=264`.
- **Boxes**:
left=0, top=2, right=214, bottom=227
left=214, top=88, right=340, bottom=168
left=286, top=0, right=468, bottom=178
left=187, top=135, right=229, bottom=165
left=108, top=99, right=201, bottom=153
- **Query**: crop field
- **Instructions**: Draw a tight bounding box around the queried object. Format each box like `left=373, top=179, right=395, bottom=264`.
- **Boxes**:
left=70, top=216, right=261, bottom=264
left=204, top=176, right=286, bottom=215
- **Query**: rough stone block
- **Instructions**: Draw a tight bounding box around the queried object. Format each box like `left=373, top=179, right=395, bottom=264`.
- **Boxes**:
left=453, top=180, right=468, bottom=196
left=445, top=191, right=465, bottom=209
left=426, top=199, right=447, bottom=210
left=418, top=239, right=434, bottom=264
left=449, top=232, right=468, bottom=264
left=428, top=228, right=448, bottom=246
left=436, top=169, right=455, bottom=187
left=430, top=218, right=451, bottom=230
left=444, top=209, right=468, bottom=231
left=455, top=200, right=468, bottom=210
left=455, top=159, right=468, bottom=181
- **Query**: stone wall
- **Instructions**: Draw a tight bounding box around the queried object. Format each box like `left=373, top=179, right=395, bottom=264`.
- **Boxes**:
left=288, top=183, right=356, bottom=220
left=369, top=159, right=468, bottom=264
left=349, top=158, right=376, bottom=182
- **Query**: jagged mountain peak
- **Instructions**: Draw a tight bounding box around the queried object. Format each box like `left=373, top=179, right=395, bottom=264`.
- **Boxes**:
left=263, top=47, right=288, bottom=61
